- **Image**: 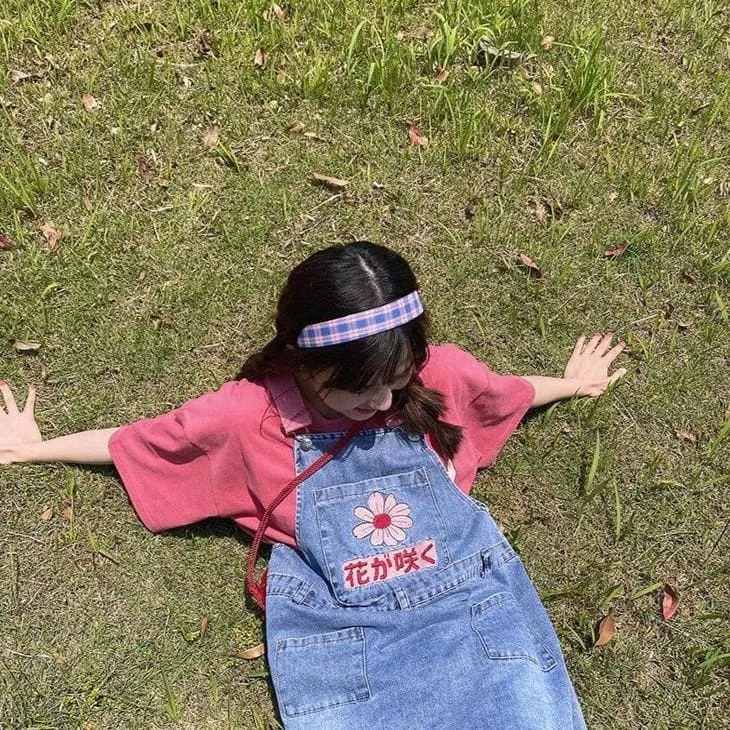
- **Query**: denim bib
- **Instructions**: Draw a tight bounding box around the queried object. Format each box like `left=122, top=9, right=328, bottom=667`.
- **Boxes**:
left=263, top=386, right=587, bottom=729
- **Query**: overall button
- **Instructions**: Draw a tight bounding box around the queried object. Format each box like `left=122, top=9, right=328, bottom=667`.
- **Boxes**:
left=407, top=432, right=421, bottom=442
left=296, top=435, right=313, bottom=451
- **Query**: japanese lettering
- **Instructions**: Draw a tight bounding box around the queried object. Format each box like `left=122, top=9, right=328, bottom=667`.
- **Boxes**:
left=342, top=539, right=438, bottom=589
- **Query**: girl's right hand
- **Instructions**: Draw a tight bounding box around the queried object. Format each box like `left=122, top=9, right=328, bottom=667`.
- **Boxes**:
left=0, top=382, right=42, bottom=464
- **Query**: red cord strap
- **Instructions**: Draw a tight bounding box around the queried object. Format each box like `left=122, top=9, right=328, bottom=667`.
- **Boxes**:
left=246, top=423, right=362, bottom=612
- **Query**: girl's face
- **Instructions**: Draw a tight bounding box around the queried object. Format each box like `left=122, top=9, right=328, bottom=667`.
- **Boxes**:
left=298, top=363, right=414, bottom=421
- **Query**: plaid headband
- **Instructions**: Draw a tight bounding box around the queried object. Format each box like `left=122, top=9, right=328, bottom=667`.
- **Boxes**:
left=297, top=291, right=424, bottom=348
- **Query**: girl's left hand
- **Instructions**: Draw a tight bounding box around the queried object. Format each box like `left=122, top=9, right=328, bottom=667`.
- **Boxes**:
left=563, top=333, right=627, bottom=397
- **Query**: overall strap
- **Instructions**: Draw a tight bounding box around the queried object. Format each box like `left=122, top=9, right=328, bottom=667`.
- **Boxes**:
left=246, top=423, right=362, bottom=612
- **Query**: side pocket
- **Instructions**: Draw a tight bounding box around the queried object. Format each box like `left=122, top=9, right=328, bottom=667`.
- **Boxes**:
left=471, top=592, right=557, bottom=672
left=275, top=627, right=371, bottom=717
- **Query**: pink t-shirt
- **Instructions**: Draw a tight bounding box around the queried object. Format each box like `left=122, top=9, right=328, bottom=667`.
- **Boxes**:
left=108, top=343, right=535, bottom=547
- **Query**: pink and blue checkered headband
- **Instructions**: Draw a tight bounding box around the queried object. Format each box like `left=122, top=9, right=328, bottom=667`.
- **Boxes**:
left=296, top=291, right=424, bottom=348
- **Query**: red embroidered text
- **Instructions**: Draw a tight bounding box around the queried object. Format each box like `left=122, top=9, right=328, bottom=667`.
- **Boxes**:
left=342, top=539, right=438, bottom=589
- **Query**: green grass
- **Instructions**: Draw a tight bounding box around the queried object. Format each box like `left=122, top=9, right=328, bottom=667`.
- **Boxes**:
left=1, top=0, right=729, bottom=727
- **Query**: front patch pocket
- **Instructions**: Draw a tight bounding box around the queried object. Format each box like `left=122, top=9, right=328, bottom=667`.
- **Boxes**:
left=471, top=592, right=557, bottom=672
left=314, top=468, right=450, bottom=605
left=275, top=627, right=371, bottom=717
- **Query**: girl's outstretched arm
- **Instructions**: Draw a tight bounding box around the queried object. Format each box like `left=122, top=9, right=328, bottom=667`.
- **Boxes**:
left=0, top=381, right=117, bottom=465
left=522, top=333, right=627, bottom=408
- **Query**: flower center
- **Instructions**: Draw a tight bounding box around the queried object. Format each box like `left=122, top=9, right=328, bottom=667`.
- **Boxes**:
left=373, top=513, right=391, bottom=529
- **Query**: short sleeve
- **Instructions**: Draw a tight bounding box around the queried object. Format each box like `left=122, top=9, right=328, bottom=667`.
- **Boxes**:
left=108, top=381, right=248, bottom=533
left=423, top=344, right=535, bottom=469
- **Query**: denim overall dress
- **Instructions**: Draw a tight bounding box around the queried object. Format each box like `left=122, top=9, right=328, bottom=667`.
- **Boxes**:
left=264, top=383, right=587, bottom=729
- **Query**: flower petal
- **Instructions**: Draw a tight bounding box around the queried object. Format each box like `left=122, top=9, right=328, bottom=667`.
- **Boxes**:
left=382, top=528, right=399, bottom=546
left=368, top=491, right=385, bottom=515
left=386, top=525, right=406, bottom=543
left=383, top=493, right=397, bottom=513
left=370, top=528, right=385, bottom=546
left=353, top=506, right=375, bottom=522
left=353, top=522, right=375, bottom=539
left=390, top=515, right=413, bottom=529
left=389, top=503, right=411, bottom=517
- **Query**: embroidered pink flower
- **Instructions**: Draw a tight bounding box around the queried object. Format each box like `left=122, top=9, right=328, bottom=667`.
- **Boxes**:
left=352, top=491, right=413, bottom=546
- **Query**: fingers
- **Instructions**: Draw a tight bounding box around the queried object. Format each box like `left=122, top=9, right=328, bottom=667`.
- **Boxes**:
left=608, top=368, right=627, bottom=386
left=571, top=335, right=586, bottom=360
left=604, top=341, right=626, bottom=364
left=23, top=384, right=37, bottom=416
left=0, top=381, right=19, bottom=416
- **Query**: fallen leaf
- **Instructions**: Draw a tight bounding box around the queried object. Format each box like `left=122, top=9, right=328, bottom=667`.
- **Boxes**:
left=476, top=38, right=524, bottom=67
left=12, top=340, right=41, bottom=352
left=465, top=201, right=478, bottom=219
left=10, top=69, right=42, bottom=84
left=604, top=244, right=627, bottom=257
left=199, top=617, right=209, bottom=637
left=541, top=35, right=555, bottom=51
left=303, top=131, right=328, bottom=142
left=675, top=430, right=696, bottom=443
left=136, top=155, right=154, bottom=184
left=61, top=506, right=73, bottom=522
left=530, top=198, right=549, bottom=224
left=594, top=614, right=616, bottom=646
left=81, top=93, right=101, bottom=112
left=202, top=125, right=220, bottom=149
left=436, top=68, right=449, bottom=83
left=286, top=121, right=305, bottom=133
left=235, top=643, right=265, bottom=659
left=0, top=233, right=13, bottom=250
left=407, top=122, right=428, bottom=148
left=41, top=506, right=53, bottom=521
left=40, top=222, right=62, bottom=251
left=531, top=82, right=543, bottom=95
left=311, top=172, right=349, bottom=189
left=263, top=3, right=289, bottom=20
left=518, top=253, right=542, bottom=277
left=276, top=70, right=287, bottom=83
left=254, top=48, right=268, bottom=68
left=82, top=196, right=94, bottom=213
left=662, top=584, right=679, bottom=621
left=372, top=181, right=385, bottom=190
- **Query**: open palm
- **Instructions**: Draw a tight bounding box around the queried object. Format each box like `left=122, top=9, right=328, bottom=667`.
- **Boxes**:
left=564, top=334, right=627, bottom=397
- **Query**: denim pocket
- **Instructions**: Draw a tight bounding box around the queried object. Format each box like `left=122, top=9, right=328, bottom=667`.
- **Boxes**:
left=275, top=627, right=371, bottom=717
left=471, top=592, right=557, bottom=672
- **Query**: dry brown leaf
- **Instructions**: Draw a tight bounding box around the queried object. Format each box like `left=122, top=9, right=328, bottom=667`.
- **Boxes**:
left=0, top=233, right=13, bottom=250
left=40, top=222, right=62, bottom=251
left=263, top=3, right=289, bottom=20
left=82, top=196, right=94, bottom=213
left=61, top=506, right=74, bottom=522
left=286, top=121, right=305, bottom=133
left=311, top=172, right=349, bottom=189
left=234, top=643, right=265, bottom=659
left=12, top=340, right=41, bottom=352
left=81, top=93, right=101, bottom=112
left=199, top=617, right=209, bottom=636
left=40, top=506, right=53, bottom=521
left=254, top=48, right=268, bottom=68
left=202, top=125, right=220, bottom=149
left=594, top=614, right=616, bottom=647
left=675, top=429, right=696, bottom=443
left=604, top=244, right=627, bottom=257
left=303, top=131, right=327, bottom=142
left=436, top=68, right=450, bottom=83
left=531, top=82, right=543, bottom=95
left=136, top=156, right=154, bottom=184
left=276, top=70, right=287, bottom=84
left=407, top=122, right=428, bottom=148
left=518, top=253, right=542, bottom=277
left=541, top=35, right=555, bottom=51
left=661, top=584, right=679, bottom=621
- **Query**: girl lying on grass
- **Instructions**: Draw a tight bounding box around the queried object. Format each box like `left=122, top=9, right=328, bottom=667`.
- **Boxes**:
left=1, top=241, right=626, bottom=728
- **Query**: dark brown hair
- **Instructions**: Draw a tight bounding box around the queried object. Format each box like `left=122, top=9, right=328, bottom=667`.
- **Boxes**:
left=234, top=241, right=463, bottom=459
